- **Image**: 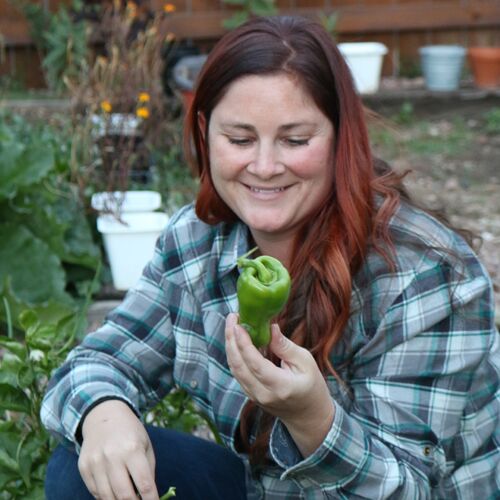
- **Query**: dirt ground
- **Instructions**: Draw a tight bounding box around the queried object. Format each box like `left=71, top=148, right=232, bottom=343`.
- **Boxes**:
left=367, top=91, right=500, bottom=324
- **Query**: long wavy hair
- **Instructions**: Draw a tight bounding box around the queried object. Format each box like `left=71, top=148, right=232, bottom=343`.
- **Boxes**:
left=184, top=15, right=408, bottom=464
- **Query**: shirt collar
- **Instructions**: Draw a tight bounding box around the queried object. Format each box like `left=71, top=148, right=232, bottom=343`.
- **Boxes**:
left=217, top=221, right=251, bottom=278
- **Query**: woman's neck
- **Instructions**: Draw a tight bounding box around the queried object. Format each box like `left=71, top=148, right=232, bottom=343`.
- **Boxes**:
left=249, top=230, right=295, bottom=268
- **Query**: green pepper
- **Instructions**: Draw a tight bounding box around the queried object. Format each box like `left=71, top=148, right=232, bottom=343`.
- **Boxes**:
left=236, top=248, right=291, bottom=348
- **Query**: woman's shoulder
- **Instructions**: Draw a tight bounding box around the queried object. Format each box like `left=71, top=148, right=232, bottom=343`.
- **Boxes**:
left=358, top=200, right=489, bottom=296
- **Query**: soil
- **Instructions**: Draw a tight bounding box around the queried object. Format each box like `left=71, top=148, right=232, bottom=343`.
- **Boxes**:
left=366, top=88, right=500, bottom=324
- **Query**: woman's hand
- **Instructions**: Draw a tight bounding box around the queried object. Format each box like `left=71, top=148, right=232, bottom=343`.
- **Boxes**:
left=78, top=399, right=159, bottom=500
left=225, top=313, right=335, bottom=457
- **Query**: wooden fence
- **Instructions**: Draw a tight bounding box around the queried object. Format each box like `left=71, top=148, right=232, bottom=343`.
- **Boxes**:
left=1, top=0, right=499, bottom=88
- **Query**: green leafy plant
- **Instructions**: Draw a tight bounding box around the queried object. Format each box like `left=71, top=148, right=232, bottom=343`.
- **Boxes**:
left=222, top=0, right=277, bottom=29
left=484, top=107, right=500, bottom=134
left=15, top=0, right=90, bottom=93
left=0, top=113, right=102, bottom=330
left=0, top=306, right=88, bottom=498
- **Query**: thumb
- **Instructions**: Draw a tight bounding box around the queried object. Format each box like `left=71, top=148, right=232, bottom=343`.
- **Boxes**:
left=269, top=324, right=302, bottom=366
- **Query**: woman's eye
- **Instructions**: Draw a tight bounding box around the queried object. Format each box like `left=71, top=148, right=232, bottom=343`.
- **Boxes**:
left=285, top=138, right=309, bottom=146
left=228, top=137, right=253, bottom=146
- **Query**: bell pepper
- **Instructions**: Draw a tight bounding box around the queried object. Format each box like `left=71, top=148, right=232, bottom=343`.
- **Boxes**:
left=236, top=248, right=291, bottom=348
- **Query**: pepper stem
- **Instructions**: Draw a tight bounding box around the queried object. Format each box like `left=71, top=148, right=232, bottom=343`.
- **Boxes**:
left=238, top=246, right=259, bottom=260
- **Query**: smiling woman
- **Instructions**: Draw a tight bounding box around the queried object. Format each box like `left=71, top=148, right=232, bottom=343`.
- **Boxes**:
left=42, top=15, right=499, bottom=500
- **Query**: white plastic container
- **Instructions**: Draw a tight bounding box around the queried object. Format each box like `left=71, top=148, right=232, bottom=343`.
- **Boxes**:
left=338, top=42, right=388, bottom=94
left=97, top=212, right=168, bottom=290
left=91, top=190, right=161, bottom=213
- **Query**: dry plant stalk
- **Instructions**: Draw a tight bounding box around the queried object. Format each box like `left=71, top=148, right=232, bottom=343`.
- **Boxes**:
left=69, top=1, right=179, bottom=198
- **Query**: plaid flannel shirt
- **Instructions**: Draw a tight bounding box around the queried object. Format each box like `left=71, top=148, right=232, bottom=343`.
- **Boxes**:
left=41, top=202, right=500, bottom=499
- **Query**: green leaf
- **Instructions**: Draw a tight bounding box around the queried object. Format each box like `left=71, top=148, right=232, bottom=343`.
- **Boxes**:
left=250, top=0, right=277, bottom=16
left=0, top=384, right=32, bottom=413
left=0, top=224, right=70, bottom=306
left=19, top=310, right=39, bottom=332
left=0, top=338, right=27, bottom=360
left=223, top=11, right=249, bottom=29
left=0, top=448, right=19, bottom=473
left=26, top=324, right=57, bottom=351
left=0, top=352, right=25, bottom=386
left=0, top=141, right=54, bottom=200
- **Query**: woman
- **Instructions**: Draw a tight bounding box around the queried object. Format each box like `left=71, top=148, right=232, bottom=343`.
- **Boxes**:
left=42, top=15, right=499, bottom=499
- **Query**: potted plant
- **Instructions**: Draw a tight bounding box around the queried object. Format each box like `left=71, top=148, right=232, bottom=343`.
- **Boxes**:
left=68, top=1, right=180, bottom=290
left=317, top=11, right=387, bottom=95
left=338, top=42, right=388, bottom=94
left=468, top=47, right=500, bottom=89
left=419, top=45, right=466, bottom=92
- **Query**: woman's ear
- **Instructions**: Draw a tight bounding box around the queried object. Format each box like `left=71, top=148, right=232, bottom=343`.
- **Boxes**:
left=197, top=111, right=207, bottom=141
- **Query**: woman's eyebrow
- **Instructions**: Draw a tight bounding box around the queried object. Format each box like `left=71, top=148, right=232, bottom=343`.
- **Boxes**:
left=220, top=122, right=316, bottom=131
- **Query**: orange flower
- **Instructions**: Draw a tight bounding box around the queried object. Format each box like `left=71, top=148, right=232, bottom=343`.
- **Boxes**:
left=100, top=100, right=112, bottom=113
left=164, top=3, right=176, bottom=13
left=136, top=107, right=150, bottom=119
left=165, top=32, right=176, bottom=43
left=138, top=92, right=150, bottom=103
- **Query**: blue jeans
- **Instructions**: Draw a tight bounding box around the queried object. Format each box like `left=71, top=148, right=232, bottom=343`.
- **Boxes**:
left=45, top=425, right=247, bottom=499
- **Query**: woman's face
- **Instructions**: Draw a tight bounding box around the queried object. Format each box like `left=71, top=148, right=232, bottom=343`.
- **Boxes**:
left=207, top=73, right=335, bottom=243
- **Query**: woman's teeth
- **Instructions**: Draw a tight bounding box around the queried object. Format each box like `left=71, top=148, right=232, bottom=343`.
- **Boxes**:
left=250, top=187, right=285, bottom=193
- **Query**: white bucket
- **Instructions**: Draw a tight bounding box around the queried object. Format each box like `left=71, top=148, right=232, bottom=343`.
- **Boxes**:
left=338, top=42, right=388, bottom=94
left=91, top=191, right=162, bottom=213
left=97, top=212, right=169, bottom=290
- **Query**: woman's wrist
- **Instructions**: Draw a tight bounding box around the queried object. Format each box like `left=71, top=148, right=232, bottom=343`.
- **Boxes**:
left=282, top=398, right=335, bottom=458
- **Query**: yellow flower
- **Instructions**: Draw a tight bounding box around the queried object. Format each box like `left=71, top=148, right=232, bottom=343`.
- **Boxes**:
left=138, top=92, right=150, bottom=103
left=164, top=3, right=176, bottom=13
left=100, top=100, right=112, bottom=113
left=126, top=1, right=138, bottom=19
left=136, top=107, right=150, bottom=119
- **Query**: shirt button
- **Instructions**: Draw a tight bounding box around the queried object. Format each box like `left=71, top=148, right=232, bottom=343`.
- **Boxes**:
left=190, top=379, right=198, bottom=389
left=423, top=446, right=432, bottom=456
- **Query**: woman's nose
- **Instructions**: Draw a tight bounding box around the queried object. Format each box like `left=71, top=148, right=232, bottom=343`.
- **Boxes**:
left=246, top=144, right=285, bottom=179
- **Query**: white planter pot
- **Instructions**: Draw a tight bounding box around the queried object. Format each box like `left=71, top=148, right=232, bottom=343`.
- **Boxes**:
left=92, top=191, right=167, bottom=291
left=97, top=212, right=169, bottom=290
left=338, top=42, right=388, bottom=94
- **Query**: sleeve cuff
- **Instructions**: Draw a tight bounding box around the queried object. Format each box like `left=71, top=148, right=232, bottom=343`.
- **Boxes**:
left=269, top=400, right=369, bottom=488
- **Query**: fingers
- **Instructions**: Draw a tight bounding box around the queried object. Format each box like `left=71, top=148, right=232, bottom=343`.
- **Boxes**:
left=79, top=455, right=116, bottom=499
left=78, top=441, right=158, bottom=500
left=127, top=447, right=158, bottom=500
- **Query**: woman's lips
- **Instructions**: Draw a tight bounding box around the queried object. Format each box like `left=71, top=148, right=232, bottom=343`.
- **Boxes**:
left=243, top=183, right=292, bottom=200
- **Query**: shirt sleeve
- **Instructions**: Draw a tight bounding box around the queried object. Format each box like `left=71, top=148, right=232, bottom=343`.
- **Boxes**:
left=40, top=229, right=176, bottom=449
left=269, top=257, right=500, bottom=498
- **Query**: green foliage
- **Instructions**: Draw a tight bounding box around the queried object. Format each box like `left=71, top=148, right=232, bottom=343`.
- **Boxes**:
left=15, top=0, right=89, bottom=93
left=484, top=107, right=500, bottom=134
left=0, top=113, right=102, bottom=331
left=0, top=308, right=85, bottom=498
left=146, top=388, right=219, bottom=443
left=0, top=304, right=213, bottom=497
left=392, top=101, right=415, bottom=125
left=222, top=0, right=277, bottom=29
left=318, top=12, right=339, bottom=40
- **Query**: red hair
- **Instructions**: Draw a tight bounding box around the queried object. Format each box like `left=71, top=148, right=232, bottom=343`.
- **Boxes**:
left=184, top=15, right=404, bottom=462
